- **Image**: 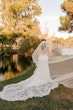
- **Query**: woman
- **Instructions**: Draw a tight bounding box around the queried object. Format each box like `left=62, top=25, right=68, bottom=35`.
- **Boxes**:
left=0, top=40, right=73, bottom=101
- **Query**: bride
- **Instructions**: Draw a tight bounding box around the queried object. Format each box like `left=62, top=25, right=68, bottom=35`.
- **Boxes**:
left=0, top=39, right=73, bottom=101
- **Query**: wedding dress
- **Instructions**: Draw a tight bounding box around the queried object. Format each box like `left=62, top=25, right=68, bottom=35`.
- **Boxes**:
left=0, top=53, right=58, bottom=101
left=0, top=40, right=73, bottom=101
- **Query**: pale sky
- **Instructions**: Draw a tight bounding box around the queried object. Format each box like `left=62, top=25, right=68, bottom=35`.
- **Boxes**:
left=37, top=0, right=73, bottom=39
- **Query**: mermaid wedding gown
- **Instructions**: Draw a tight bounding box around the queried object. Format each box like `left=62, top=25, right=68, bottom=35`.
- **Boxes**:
left=0, top=40, right=73, bottom=101
left=0, top=54, right=58, bottom=101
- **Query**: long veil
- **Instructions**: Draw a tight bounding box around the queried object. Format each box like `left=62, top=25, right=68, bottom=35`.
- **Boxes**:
left=32, top=40, right=73, bottom=88
left=47, top=41, right=73, bottom=88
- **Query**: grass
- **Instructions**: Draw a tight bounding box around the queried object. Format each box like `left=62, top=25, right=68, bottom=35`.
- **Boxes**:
left=0, top=64, right=73, bottom=110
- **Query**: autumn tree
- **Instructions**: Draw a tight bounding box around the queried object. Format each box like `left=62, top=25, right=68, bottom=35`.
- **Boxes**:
left=59, top=0, right=73, bottom=32
left=0, top=0, right=42, bottom=54
left=0, top=0, right=41, bottom=36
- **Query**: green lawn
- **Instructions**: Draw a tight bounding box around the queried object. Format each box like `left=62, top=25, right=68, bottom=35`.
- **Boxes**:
left=0, top=64, right=73, bottom=110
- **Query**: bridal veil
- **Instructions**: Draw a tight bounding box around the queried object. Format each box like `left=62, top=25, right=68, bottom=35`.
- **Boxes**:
left=32, top=40, right=73, bottom=88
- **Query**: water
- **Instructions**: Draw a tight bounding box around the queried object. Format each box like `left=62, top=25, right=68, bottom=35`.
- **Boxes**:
left=61, top=48, right=73, bottom=55
left=0, top=54, right=31, bottom=81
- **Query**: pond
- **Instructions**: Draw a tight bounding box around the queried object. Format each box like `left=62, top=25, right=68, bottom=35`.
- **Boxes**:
left=0, top=54, right=32, bottom=81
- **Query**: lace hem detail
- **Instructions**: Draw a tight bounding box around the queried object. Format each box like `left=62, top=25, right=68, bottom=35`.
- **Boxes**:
left=0, top=82, right=58, bottom=101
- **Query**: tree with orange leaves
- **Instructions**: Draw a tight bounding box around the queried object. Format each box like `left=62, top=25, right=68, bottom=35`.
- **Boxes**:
left=59, top=0, right=73, bottom=32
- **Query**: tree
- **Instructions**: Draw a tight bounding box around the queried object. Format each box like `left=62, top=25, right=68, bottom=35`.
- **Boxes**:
left=59, top=0, right=73, bottom=32
left=0, top=0, right=41, bottom=36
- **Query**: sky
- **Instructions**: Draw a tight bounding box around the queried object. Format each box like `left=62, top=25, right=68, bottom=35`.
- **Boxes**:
left=37, top=0, right=73, bottom=39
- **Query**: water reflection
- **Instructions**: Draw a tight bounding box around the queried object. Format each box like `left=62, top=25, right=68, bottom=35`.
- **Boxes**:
left=0, top=54, right=31, bottom=81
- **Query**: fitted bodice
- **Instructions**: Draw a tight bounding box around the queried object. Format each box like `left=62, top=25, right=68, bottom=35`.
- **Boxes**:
left=38, top=54, right=49, bottom=64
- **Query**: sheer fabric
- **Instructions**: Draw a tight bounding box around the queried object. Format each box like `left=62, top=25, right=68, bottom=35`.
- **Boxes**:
left=0, top=41, right=73, bottom=101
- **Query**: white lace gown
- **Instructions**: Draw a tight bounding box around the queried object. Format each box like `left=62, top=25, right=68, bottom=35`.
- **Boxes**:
left=0, top=54, right=58, bottom=101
